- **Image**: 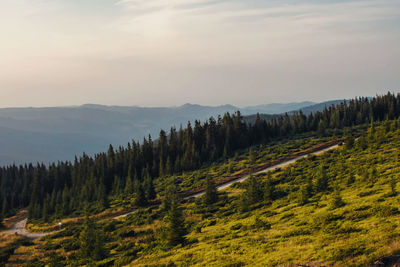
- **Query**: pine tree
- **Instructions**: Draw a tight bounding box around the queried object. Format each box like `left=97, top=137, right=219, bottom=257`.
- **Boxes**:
left=306, top=176, right=313, bottom=198
left=315, top=166, right=329, bottom=192
left=246, top=174, right=263, bottom=204
left=143, top=171, right=156, bottom=201
left=331, top=187, right=345, bottom=209
left=124, top=174, right=133, bottom=196
left=239, top=193, right=249, bottom=213
left=165, top=199, right=186, bottom=246
left=345, top=135, right=355, bottom=150
left=298, top=186, right=308, bottom=205
left=1, top=196, right=8, bottom=219
left=62, top=187, right=70, bottom=216
left=162, top=184, right=178, bottom=211
left=369, top=167, right=378, bottom=184
left=42, top=199, right=49, bottom=222
left=248, top=148, right=256, bottom=169
left=98, top=184, right=109, bottom=209
left=318, top=120, right=326, bottom=136
left=79, top=216, right=106, bottom=262
left=264, top=174, right=275, bottom=201
left=203, top=175, right=218, bottom=206
left=228, top=159, right=234, bottom=174
left=134, top=178, right=147, bottom=206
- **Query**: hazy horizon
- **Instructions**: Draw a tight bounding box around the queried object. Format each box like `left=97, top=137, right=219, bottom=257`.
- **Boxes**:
left=1, top=0, right=399, bottom=108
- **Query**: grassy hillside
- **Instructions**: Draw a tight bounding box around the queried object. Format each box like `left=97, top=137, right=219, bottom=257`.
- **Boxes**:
left=2, top=120, right=400, bottom=266
left=125, top=120, right=400, bottom=266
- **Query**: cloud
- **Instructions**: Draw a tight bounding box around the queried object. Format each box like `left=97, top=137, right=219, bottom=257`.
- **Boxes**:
left=0, top=0, right=399, bottom=107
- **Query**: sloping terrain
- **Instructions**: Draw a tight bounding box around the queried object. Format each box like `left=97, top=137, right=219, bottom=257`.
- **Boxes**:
left=2, top=120, right=400, bottom=266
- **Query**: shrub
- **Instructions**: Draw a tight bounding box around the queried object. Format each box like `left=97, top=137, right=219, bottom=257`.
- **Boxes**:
left=230, top=223, right=243, bottom=231
left=253, top=217, right=271, bottom=230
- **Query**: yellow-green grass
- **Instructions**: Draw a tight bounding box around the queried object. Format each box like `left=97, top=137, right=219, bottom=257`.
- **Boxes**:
left=128, top=123, right=400, bottom=266
left=5, top=122, right=399, bottom=266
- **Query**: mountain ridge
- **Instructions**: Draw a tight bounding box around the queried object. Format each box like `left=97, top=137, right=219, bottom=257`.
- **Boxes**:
left=0, top=100, right=345, bottom=165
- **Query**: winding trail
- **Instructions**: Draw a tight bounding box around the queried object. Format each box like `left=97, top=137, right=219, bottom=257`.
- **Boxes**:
left=0, top=140, right=340, bottom=238
left=1, top=218, right=49, bottom=239
left=187, top=143, right=339, bottom=198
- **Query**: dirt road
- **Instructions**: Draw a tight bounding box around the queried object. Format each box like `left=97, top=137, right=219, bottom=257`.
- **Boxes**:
left=188, top=143, right=339, bottom=198
left=1, top=218, right=49, bottom=239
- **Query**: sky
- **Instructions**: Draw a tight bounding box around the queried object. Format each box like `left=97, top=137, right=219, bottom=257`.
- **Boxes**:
left=0, top=0, right=399, bottom=108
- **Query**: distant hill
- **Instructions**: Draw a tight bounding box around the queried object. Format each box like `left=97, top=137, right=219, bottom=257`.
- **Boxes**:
left=295, top=100, right=345, bottom=114
left=242, top=101, right=315, bottom=115
left=0, top=101, right=340, bottom=165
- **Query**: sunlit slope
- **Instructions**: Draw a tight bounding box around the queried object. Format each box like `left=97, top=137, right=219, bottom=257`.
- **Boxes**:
left=132, top=120, right=400, bottom=266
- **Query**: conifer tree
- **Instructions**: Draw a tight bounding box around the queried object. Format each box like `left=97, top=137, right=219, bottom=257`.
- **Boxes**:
left=143, top=170, right=156, bottom=201
left=79, top=216, right=106, bottom=262
left=203, top=175, right=218, bottom=206
left=248, top=148, right=256, bottom=169
left=134, top=178, right=147, bottom=206
left=306, top=176, right=314, bottom=198
left=318, top=120, right=326, bottom=136
left=345, top=135, right=355, bottom=150
left=98, top=184, right=109, bottom=209
left=162, top=184, right=178, bottom=211
left=298, top=186, right=309, bottom=205
left=165, top=199, right=186, bottom=246
left=315, top=166, right=329, bottom=192
left=124, top=173, right=133, bottom=196
left=331, top=187, right=345, bottom=209
left=239, top=193, right=249, bottom=213
left=246, top=174, right=263, bottom=204
left=264, top=174, right=275, bottom=201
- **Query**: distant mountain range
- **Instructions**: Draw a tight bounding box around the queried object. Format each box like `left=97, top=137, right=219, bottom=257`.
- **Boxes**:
left=0, top=100, right=344, bottom=165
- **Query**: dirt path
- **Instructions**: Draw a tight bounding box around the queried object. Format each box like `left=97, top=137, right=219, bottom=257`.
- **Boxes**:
left=188, top=143, right=339, bottom=198
left=1, top=218, right=49, bottom=239
left=0, top=141, right=340, bottom=237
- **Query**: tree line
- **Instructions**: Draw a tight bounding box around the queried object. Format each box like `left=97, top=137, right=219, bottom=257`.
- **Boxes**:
left=0, top=92, right=399, bottom=222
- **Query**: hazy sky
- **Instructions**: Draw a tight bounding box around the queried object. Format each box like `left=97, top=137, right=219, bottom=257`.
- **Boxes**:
left=1, top=0, right=399, bottom=107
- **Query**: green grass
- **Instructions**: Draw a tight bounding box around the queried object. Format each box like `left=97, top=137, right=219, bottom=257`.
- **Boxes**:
left=5, top=121, right=400, bottom=266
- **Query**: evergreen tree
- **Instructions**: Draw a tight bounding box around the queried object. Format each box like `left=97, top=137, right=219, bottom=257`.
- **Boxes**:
left=143, top=171, right=156, bottom=201
left=124, top=173, right=133, bottom=196
left=162, top=184, right=179, bottom=211
left=246, top=174, right=263, bottom=204
left=248, top=148, right=256, bottom=169
left=79, top=217, right=97, bottom=260
left=98, top=185, right=109, bottom=209
left=134, top=178, right=147, bottom=206
left=315, top=166, right=329, bottom=192
left=298, top=186, right=309, bottom=205
left=165, top=199, right=186, bottom=246
left=331, top=187, right=345, bottom=209
left=79, top=216, right=106, bottom=262
left=203, top=175, right=218, bottom=206
left=239, top=193, right=249, bottom=213
left=264, top=174, right=275, bottom=201
left=345, top=135, right=355, bottom=150
left=318, top=120, right=326, bottom=136
left=369, top=167, right=378, bottom=184
left=306, top=176, right=314, bottom=198
left=1, top=196, right=9, bottom=219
